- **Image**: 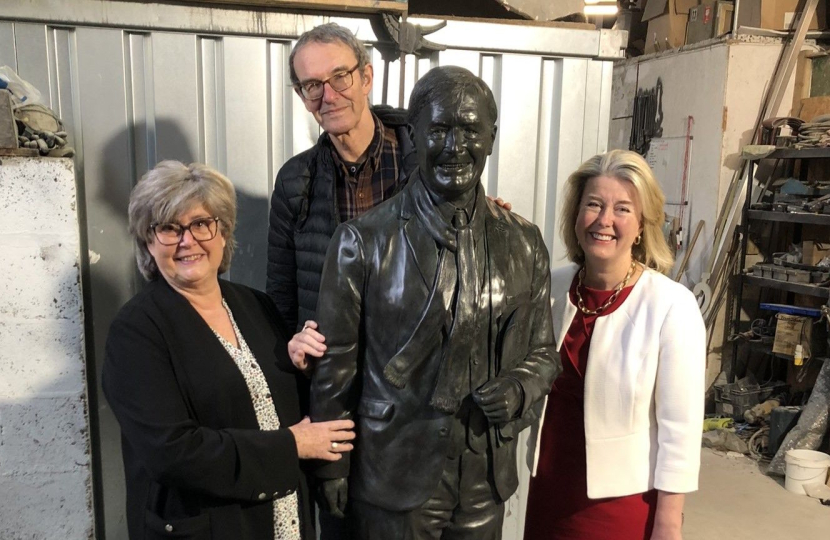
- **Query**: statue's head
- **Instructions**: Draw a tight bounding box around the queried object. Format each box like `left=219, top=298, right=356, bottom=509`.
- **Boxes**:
left=407, top=66, right=498, bottom=202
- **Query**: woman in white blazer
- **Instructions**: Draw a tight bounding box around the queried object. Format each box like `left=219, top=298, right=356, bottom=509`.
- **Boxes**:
left=523, top=150, right=705, bottom=540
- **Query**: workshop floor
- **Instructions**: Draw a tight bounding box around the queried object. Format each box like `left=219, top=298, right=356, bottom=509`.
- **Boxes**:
left=684, top=448, right=828, bottom=539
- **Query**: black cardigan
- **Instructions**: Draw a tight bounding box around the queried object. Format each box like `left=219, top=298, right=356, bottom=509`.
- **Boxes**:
left=102, top=278, right=312, bottom=540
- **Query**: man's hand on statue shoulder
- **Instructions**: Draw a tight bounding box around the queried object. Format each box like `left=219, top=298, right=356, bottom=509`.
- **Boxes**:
left=487, top=196, right=512, bottom=211
left=473, top=377, right=524, bottom=424
left=288, top=320, right=326, bottom=374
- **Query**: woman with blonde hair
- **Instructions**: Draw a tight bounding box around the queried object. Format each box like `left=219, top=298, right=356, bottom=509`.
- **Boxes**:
left=523, top=149, right=705, bottom=540
left=103, top=160, right=354, bottom=539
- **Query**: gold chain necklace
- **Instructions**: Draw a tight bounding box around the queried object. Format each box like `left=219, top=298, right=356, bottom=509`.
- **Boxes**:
left=576, top=260, right=637, bottom=316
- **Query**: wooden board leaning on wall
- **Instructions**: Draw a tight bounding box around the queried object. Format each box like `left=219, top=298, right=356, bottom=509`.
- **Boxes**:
left=792, top=50, right=830, bottom=121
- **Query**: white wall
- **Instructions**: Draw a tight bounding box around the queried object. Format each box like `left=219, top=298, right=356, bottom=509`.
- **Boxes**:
left=0, top=157, right=94, bottom=539
left=610, top=42, right=730, bottom=288
left=608, top=37, right=805, bottom=387
left=611, top=38, right=805, bottom=283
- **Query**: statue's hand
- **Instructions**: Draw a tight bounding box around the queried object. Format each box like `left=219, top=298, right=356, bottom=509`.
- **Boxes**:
left=473, top=377, right=523, bottom=424
left=318, top=478, right=348, bottom=519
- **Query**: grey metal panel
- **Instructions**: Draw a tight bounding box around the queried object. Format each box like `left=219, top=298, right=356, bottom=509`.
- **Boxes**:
left=0, top=22, right=17, bottom=71
left=596, top=60, right=614, bottom=154
left=13, top=23, right=52, bottom=109
left=48, top=28, right=77, bottom=146
left=73, top=27, right=135, bottom=540
left=151, top=32, right=200, bottom=164
left=479, top=54, right=501, bottom=198
left=548, top=58, right=592, bottom=265
left=534, top=58, right=559, bottom=246
left=223, top=35, right=269, bottom=288
left=268, top=40, right=290, bottom=176
left=198, top=37, right=226, bottom=171
left=581, top=59, right=614, bottom=160
left=2, top=1, right=627, bottom=59
left=491, top=54, right=543, bottom=222
left=125, top=32, right=155, bottom=182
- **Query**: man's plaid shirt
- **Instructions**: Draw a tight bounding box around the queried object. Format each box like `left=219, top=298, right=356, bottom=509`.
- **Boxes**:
left=330, top=113, right=403, bottom=223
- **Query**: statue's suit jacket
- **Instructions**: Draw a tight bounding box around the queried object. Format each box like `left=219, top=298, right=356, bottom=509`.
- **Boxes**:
left=310, top=176, right=561, bottom=512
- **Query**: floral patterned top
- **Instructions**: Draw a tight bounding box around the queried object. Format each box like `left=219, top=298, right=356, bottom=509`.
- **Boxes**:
left=212, top=299, right=301, bottom=540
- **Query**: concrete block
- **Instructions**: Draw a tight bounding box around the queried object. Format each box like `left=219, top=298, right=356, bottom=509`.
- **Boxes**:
left=0, top=156, right=92, bottom=536
left=0, top=238, right=82, bottom=320
left=0, top=320, right=85, bottom=398
left=0, top=471, right=93, bottom=540
left=0, top=90, right=15, bottom=149
left=0, top=157, right=79, bottom=236
left=0, top=396, right=90, bottom=474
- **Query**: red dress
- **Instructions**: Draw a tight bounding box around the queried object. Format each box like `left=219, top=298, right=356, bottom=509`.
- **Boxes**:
left=523, top=275, right=657, bottom=540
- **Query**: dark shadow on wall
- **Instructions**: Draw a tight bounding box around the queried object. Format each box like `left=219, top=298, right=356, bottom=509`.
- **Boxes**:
left=88, top=119, right=195, bottom=540
left=230, top=187, right=270, bottom=293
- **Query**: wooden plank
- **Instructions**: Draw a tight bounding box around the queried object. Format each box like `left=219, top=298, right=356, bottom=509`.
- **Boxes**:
left=791, top=50, right=812, bottom=116
left=763, top=0, right=819, bottom=122
left=798, top=95, right=830, bottom=121
left=809, top=54, right=830, bottom=97
left=0, top=148, right=38, bottom=156
left=123, top=0, right=408, bottom=14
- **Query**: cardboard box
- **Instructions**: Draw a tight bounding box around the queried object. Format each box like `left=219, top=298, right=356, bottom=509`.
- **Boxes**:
left=676, top=0, right=700, bottom=13
left=643, top=0, right=692, bottom=53
left=803, top=240, right=830, bottom=265
left=773, top=313, right=813, bottom=358
left=686, top=0, right=734, bottom=44
left=645, top=13, right=689, bottom=52
left=739, top=0, right=825, bottom=31
left=644, top=0, right=699, bottom=17
left=766, top=0, right=824, bottom=30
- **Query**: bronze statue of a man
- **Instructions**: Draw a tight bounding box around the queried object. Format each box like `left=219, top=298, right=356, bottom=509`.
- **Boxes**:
left=310, top=65, right=560, bottom=539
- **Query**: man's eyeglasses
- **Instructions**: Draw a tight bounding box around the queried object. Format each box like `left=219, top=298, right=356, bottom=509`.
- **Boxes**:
left=150, top=217, right=221, bottom=246
left=296, top=64, right=361, bottom=101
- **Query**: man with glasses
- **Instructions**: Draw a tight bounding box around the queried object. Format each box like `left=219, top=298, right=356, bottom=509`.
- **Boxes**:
left=267, top=22, right=416, bottom=361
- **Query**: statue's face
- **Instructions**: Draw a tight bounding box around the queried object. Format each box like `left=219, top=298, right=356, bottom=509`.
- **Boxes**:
left=412, top=89, right=496, bottom=201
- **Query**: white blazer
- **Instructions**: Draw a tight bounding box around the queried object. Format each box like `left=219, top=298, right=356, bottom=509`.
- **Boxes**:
left=533, top=263, right=705, bottom=499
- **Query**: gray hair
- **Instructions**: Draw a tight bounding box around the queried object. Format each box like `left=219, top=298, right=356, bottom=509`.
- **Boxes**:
left=407, top=66, right=498, bottom=127
left=128, top=160, right=237, bottom=281
left=289, top=23, right=371, bottom=86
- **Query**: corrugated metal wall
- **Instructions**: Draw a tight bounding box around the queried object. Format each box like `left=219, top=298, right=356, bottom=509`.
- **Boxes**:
left=1, top=4, right=619, bottom=539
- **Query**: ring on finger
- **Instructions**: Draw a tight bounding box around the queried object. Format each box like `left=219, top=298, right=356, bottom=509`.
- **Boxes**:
left=331, top=442, right=339, bottom=450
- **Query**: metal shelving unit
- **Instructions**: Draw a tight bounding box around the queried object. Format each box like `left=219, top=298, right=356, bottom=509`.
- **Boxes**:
left=732, top=148, right=830, bottom=379
left=746, top=210, right=830, bottom=226
left=744, top=275, right=830, bottom=299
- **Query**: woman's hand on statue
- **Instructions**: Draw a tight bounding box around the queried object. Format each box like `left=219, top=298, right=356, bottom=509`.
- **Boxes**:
left=288, top=417, right=354, bottom=461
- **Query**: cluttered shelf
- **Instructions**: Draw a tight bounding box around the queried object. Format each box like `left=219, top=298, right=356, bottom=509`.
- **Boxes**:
left=759, top=147, right=830, bottom=160
left=747, top=210, right=830, bottom=225
left=743, top=275, right=830, bottom=299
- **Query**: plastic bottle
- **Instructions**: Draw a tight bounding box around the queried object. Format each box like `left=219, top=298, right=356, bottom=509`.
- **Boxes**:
left=794, top=344, right=804, bottom=366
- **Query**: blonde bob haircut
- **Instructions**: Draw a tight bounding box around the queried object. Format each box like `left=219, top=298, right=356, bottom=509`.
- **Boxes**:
left=559, top=149, right=674, bottom=274
left=128, top=160, right=237, bottom=281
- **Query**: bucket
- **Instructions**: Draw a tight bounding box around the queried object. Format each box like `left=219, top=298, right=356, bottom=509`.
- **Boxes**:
left=784, top=449, right=830, bottom=495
